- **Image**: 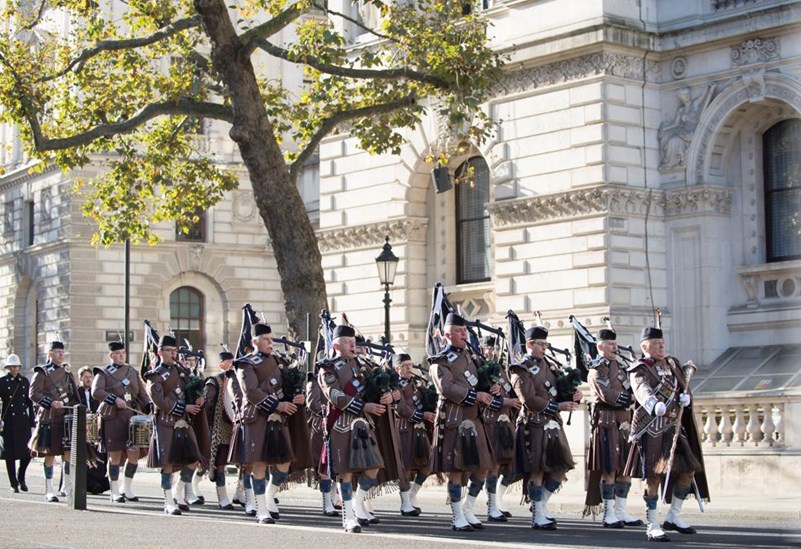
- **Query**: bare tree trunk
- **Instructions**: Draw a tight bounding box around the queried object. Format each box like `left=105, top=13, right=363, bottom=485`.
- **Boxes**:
left=194, top=0, right=328, bottom=339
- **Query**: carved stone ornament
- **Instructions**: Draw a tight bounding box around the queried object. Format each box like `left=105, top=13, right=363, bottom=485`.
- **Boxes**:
left=40, top=187, right=53, bottom=221
left=671, top=57, right=687, bottom=80
left=232, top=190, right=256, bottom=222
left=731, top=37, right=780, bottom=67
left=662, top=186, right=732, bottom=217
left=658, top=84, right=717, bottom=169
left=494, top=51, right=660, bottom=98
left=741, top=68, right=766, bottom=102
left=317, top=217, right=428, bottom=253
left=188, top=244, right=204, bottom=271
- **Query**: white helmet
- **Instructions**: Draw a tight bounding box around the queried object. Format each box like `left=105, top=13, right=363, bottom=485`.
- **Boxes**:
left=4, top=354, right=21, bottom=368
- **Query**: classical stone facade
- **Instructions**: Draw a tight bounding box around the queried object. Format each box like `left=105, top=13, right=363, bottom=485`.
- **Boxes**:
left=1, top=0, right=800, bottom=494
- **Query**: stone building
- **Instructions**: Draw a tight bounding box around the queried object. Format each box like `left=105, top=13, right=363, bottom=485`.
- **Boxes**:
left=1, top=0, right=799, bottom=494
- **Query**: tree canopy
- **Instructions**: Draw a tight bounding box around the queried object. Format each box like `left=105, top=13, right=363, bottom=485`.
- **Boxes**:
left=0, top=0, right=503, bottom=337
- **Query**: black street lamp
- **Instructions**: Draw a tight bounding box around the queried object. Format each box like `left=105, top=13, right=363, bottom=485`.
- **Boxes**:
left=375, top=236, right=399, bottom=343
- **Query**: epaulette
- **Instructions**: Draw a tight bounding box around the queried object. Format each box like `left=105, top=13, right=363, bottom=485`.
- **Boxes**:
left=234, top=352, right=263, bottom=367
left=144, top=364, right=170, bottom=381
left=627, top=357, right=653, bottom=373
left=427, top=345, right=460, bottom=365
left=588, top=357, right=609, bottom=370
left=34, top=363, right=57, bottom=375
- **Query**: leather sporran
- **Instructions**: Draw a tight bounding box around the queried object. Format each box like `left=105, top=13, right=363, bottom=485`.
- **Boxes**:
left=411, top=423, right=431, bottom=469
left=169, top=420, right=202, bottom=466
left=264, top=417, right=293, bottom=463
left=348, top=418, right=382, bottom=470
left=494, top=415, right=515, bottom=463
left=541, top=420, right=574, bottom=472
left=29, top=423, right=53, bottom=453
left=454, top=419, right=480, bottom=471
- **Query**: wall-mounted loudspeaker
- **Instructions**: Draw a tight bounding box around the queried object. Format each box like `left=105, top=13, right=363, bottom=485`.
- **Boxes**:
left=432, top=166, right=452, bottom=193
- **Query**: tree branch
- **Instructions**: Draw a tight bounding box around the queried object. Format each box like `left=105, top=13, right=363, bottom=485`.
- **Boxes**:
left=314, top=1, right=396, bottom=43
left=254, top=38, right=450, bottom=89
left=35, top=15, right=203, bottom=83
left=240, top=3, right=307, bottom=56
left=28, top=99, right=233, bottom=151
left=289, top=94, right=416, bottom=181
left=17, top=0, right=49, bottom=33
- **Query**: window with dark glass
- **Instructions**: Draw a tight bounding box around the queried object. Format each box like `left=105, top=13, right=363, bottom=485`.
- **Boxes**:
left=176, top=208, right=207, bottom=242
left=455, top=157, right=491, bottom=283
left=170, top=286, right=204, bottom=351
left=24, top=199, right=34, bottom=247
left=763, top=119, right=801, bottom=262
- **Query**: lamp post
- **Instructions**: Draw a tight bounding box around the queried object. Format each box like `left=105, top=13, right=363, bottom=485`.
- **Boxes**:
left=375, top=236, right=399, bottom=344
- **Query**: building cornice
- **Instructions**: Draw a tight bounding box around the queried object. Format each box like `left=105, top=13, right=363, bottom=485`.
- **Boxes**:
left=317, top=217, right=428, bottom=253
left=488, top=184, right=732, bottom=228
left=0, top=162, right=60, bottom=193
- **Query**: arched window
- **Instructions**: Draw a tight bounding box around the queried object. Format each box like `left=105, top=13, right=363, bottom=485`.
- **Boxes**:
left=170, top=286, right=204, bottom=351
left=763, top=119, right=801, bottom=262
left=455, top=156, right=491, bottom=283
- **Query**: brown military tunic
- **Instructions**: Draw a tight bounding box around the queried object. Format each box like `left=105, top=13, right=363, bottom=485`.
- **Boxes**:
left=29, top=362, right=80, bottom=456
left=428, top=346, right=494, bottom=473
left=228, top=352, right=294, bottom=466
left=318, top=355, right=384, bottom=476
left=394, top=375, right=430, bottom=472
left=623, top=357, right=707, bottom=496
left=587, top=357, right=633, bottom=474
left=306, top=375, right=325, bottom=472
left=509, top=356, right=574, bottom=477
left=204, top=372, right=235, bottom=470
left=481, top=370, right=516, bottom=467
left=92, top=362, right=151, bottom=454
left=144, top=362, right=201, bottom=468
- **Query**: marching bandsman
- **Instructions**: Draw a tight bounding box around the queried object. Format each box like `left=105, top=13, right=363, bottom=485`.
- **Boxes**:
left=623, top=327, right=709, bottom=542
left=584, top=328, right=641, bottom=528
left=428, top=313, right=495, bottom=532
left=181, top=352, right=209, bottom=506
left=318, top=324, right=386, bottom=533
left=229, top=322, right=304, bottom=525
left=392, top=353, right=433, bottom=516
left=479, top=337, right=520, bottom=523
left=29, top=339, right=80, bottom=502
left=144, top=334, right=203, bottom=515
left=509, top=326, right=582, bottom=530
left=306, top=364, right=339, bottom=517
left=92, top=341, right=151, bottom=503
left=202, top=349, right=236, bottom=510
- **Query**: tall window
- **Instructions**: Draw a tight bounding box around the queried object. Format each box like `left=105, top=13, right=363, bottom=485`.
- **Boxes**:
left=455, top=156, right=491, bottom=283
left=23, top=199, right=34, bottom=247
left=170, top=287, right=204, bottom=351
left=176, top=208, right=207, bottom=242
left=763, top=119, right=801, bottom=262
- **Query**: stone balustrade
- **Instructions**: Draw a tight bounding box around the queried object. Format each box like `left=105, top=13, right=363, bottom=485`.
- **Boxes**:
left=693, top=391, right=800, bottom=448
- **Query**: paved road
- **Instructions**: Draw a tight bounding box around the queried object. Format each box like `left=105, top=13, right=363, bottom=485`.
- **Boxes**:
left=0, top=467, right=798, bottom=549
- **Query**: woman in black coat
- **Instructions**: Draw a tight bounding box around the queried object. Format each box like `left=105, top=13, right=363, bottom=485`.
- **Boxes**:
left=0, top=354, right=34, bottom=492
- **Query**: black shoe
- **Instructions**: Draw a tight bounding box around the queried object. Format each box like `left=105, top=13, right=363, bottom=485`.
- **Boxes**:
left=603, top=520, right=624, bottom=529
left=10, top=486, right=19, bottom=494
left=488, top=514, right=507, bottom=522
left=624, top=519, right=644, bottom=527
left=344, top=524, right=361, bottom=533
left=165, top=507, right=182, bottom=516
left=219, top=503, right=235, bottom=510
left=269, top=511, right=280, bottom=520
left=452, top=524, right=474, bottom=532
left=401, top=508, right=421, bottom=517
left=647, top=532, right=670, bottom=542
left=245, top=509, right=257, bottom=517
left=257, top=516, right=275, bottom=524
left=501, top=510, right=512, bottom=518
left=111, top=494, right=126, bottom=503
left=323, top=509, right=340, bottom=517
left=356, top=517, right=371, bottom=527
left=333, top=503, right=342, bottom=510
left=532, top=521, right=557, bottom=530
left=232, top=497, right=245, bottom=507
left=662, top=521, right=696, bottom=535
left=46, top=494, right=59, bottom=503
left=177, top=503, right=190, bottom=512
left=188, top=497, right=205, bottom=506
left=368, top=516, right=380, bottom=525
left=468, top=521, right=484, bottom=530
left=17, top=479, right=27, bottom=492
left=125, top=495, right=140, bottom=502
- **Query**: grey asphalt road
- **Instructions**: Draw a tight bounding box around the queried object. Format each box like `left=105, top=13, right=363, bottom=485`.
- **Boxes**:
left=0, top=467, right=798, bottom=549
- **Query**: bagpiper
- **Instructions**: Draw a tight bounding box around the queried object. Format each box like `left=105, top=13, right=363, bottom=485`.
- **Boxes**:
left=202, top=349, right=237, bottom=510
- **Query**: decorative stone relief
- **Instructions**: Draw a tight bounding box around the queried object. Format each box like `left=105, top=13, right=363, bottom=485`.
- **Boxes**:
left=232, top=191, right=256, bottom=222
left=659, top=84, right=717, bottom=169
left=663, top=186, right=732, bottom=217
left=40, top=187, right=53, bottom=221
left=488, top=185, right=663, bottom=228
left=189, top=244, right=204, bottom=271
left=671, top=57, right=687, bottom=80
left=317, top=217, right=428, bottom=252
left=494, top=52, right=661, bottom=98
left=741, top=68, right=766, bottom=102
left=731, top=37, right=780, bottom=67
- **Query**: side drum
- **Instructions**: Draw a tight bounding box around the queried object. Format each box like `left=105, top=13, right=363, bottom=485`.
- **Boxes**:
left=86, top=412, right=101, bottom=444
left=127, top=415, right=153, bottom=448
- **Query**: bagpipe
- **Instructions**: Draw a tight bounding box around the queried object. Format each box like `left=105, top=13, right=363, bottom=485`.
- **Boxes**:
left=139, top=320, right=160, bottom=379
left=237, top=303, right=261, bottom=359
left=274, top=337, right=309, bottom=402
left=569, top=315, right=637, bottom=381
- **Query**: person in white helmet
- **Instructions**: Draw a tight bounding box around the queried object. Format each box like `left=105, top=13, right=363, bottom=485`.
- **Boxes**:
left=0, top=354, right=33, bottom=493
